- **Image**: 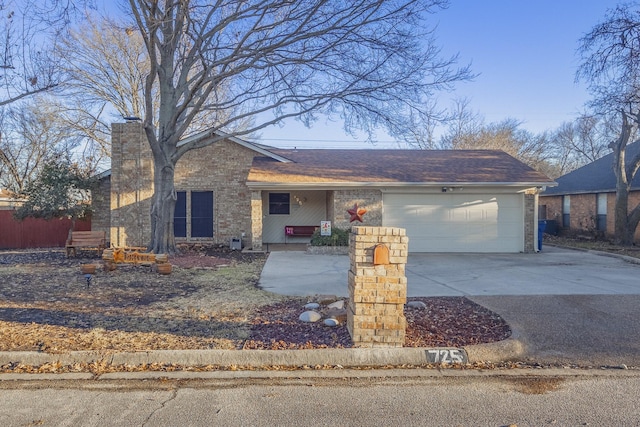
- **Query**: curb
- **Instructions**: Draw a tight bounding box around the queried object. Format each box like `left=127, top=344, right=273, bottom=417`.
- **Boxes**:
left=545, top=243, right=640, bottom=265
left=0, top=337, right=526, bottom=372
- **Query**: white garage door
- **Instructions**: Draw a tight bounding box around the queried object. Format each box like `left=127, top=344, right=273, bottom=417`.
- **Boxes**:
left=382, top=193, right=524, bottom=252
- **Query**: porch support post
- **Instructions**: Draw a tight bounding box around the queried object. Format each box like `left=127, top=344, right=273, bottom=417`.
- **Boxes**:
left=251, top=190, right=263, bottom=250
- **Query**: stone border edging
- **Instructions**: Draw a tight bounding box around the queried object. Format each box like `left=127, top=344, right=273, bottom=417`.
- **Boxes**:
left=0, top=337, right=525, bottom=371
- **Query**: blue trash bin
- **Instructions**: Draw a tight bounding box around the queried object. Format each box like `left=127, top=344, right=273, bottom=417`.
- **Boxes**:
left=538, top=220, right=547, bottom=251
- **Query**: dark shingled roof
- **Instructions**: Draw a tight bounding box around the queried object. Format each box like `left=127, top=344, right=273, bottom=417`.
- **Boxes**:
left=247, top=149, right=554, bottom=185
left=543, top=141, right=640, bottom=195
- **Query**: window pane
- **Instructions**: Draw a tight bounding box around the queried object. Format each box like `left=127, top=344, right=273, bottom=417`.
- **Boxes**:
left=269, top=193, right=290, bottom=215
left=192, top=218, right=213, bottom=237
left=191, top=191, right=214, bottom=237
left=174, top=191, right=187, bottom=237
left=597, top=214, right=607, bottom=231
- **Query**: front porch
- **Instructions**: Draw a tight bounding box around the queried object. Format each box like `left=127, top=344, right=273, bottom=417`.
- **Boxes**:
left=249, top=188, right=384, bottom=250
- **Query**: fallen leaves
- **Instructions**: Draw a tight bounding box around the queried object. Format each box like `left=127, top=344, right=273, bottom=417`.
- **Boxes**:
left=0, top=249, right=511, bottom=359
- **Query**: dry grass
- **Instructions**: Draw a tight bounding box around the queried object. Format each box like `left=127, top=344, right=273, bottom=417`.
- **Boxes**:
left=546, top=235, right=640, bottom=259
left=0, top=250, right=290, bottom=353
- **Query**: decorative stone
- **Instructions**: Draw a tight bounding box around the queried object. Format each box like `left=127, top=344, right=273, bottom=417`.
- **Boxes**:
left=304, top=302, right=320, bottom=310
left=327, top=300, right=345, bottom=310
left=325, top=308, right=348, bottom=323
left=407, top=301, right=427, bottom=309
left=316, top=295, right=338, bottom=305
left=324, top=318, right=339, bottom=327
left=299, top=311, right=321, bottom=323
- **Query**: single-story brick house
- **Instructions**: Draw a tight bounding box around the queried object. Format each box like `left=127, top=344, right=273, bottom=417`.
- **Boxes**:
left=92, top=121, right=555, bottom=253
left=539, top=142, right=640, bottom=241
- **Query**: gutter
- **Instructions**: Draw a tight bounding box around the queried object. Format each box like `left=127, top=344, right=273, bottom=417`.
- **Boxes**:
left=246, top=181, right=557, bottom=190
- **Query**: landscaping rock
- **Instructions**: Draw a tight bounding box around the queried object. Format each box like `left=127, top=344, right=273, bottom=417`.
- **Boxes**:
left=325, top=308, right=348, bottom=323
left=324, top=318, right=340, bottom=327
left=316, top=295, right=338, bottom=305
left=327, top=300, right=345, bottom=310
left=304, top=302, right=320, bottom=310
left=299, top=310, right=322, bottom=323
left=407, top=301, right=427, bottom=309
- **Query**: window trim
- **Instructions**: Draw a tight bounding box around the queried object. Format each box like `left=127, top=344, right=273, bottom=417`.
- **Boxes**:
left=173, top=190, right=214, bottom=240
left=562, top=195, right=570, bottom=228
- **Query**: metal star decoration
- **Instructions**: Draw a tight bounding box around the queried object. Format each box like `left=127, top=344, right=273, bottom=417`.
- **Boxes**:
left=347, top=203, right=367, bottom=222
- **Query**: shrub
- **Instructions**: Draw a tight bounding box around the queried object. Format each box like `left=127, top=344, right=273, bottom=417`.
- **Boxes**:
left=310, top=228, right=349, bottom=246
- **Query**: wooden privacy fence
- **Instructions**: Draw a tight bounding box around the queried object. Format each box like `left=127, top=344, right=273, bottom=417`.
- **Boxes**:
left=0, top=210, right=91, bottom=249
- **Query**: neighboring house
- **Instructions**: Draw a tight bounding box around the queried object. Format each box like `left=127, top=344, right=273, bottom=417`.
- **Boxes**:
left=93, top=121, right=555, bottom=253
left=0, top=188, right=20, bottom=209
left=539, top=142, right=640, bottom=241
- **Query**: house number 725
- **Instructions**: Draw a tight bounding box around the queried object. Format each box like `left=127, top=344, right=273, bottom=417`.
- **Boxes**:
left=427, top=349, right=467, bottom=364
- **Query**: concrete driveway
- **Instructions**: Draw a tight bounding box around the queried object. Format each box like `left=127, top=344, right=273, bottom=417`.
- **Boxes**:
left=259, top=246, right=640, bottom=297
left=259, top=246, right=640, bottom=366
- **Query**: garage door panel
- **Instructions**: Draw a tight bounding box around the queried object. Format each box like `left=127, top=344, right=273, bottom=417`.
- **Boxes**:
left=383, top=193, right=523, bottom=252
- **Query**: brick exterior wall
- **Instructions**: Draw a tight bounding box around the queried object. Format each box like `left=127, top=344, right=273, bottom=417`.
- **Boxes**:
left=571, top=194, right=598, bottom=231
left=110, top=122, right=153, bottom=247
left=110, top=122, right=257, bottom=248
left=91, top=175, right=111, bottom=241
left=330, top=189, right=383, bottom=229
left=250, top=190, right=263, bottom=250
left=524, top=191, right=536, bottom=253
left=347, top=226, right=407, bottom=348
left=540, top=191, right=640, bottom=241
left=175, top=136, right=256, bottom=246
left=540, top=194, right=563, bottom=223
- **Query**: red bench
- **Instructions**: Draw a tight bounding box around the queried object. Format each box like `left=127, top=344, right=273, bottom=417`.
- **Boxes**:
left=285, top=225, right=318, bottom=242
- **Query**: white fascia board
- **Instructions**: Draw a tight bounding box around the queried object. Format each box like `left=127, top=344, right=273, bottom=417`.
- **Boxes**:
left=246, top=181, right=557, bottom=190
left=177, top=128, right=291, bottom=163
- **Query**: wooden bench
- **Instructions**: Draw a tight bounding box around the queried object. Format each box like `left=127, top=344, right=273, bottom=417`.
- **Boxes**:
left=285, top=225, right=318, bottom=243
left=66, top=231, right=106, bottom=257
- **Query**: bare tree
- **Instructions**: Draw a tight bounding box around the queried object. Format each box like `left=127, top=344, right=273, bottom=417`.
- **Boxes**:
left=117, top=0, right=472, bottom=253
left=57, top=12, right=152, bottom=158
left=0, top=98, right=81, bottom=193
left=577, top=3, right=640, bottom=245
left=437, top=98, right=483, bottom=150
left=0, top=0, right=86, bottom=107
left=550, top=113, right=616, bottom=175
left=436, top=102, right=556, bottom=175
left=58, top=12, right=254, bottom=161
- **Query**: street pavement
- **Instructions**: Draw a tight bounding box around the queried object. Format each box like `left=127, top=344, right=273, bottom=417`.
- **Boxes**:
left=2, top=372, right=640, bottom=426
left=259, top=245, right=640, bottom=366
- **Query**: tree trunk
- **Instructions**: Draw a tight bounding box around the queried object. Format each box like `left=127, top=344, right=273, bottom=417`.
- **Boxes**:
left=611, top=112, right=635, bottom=246
left=149, top=158, right=177, bottom=254
left=613, top=184, right=635, bottom=245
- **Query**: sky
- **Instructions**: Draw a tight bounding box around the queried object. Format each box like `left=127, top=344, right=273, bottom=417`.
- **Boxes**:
left=258, top=0, right=622, bottom=149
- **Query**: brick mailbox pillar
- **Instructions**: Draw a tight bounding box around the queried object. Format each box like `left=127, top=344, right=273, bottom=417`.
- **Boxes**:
left=347, top=226, right=408, bottom=347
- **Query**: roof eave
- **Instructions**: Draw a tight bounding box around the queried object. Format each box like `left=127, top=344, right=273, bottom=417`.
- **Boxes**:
left=177, top=128, right=291, bottom=163
left=246, top=181, right=557, bottom=189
